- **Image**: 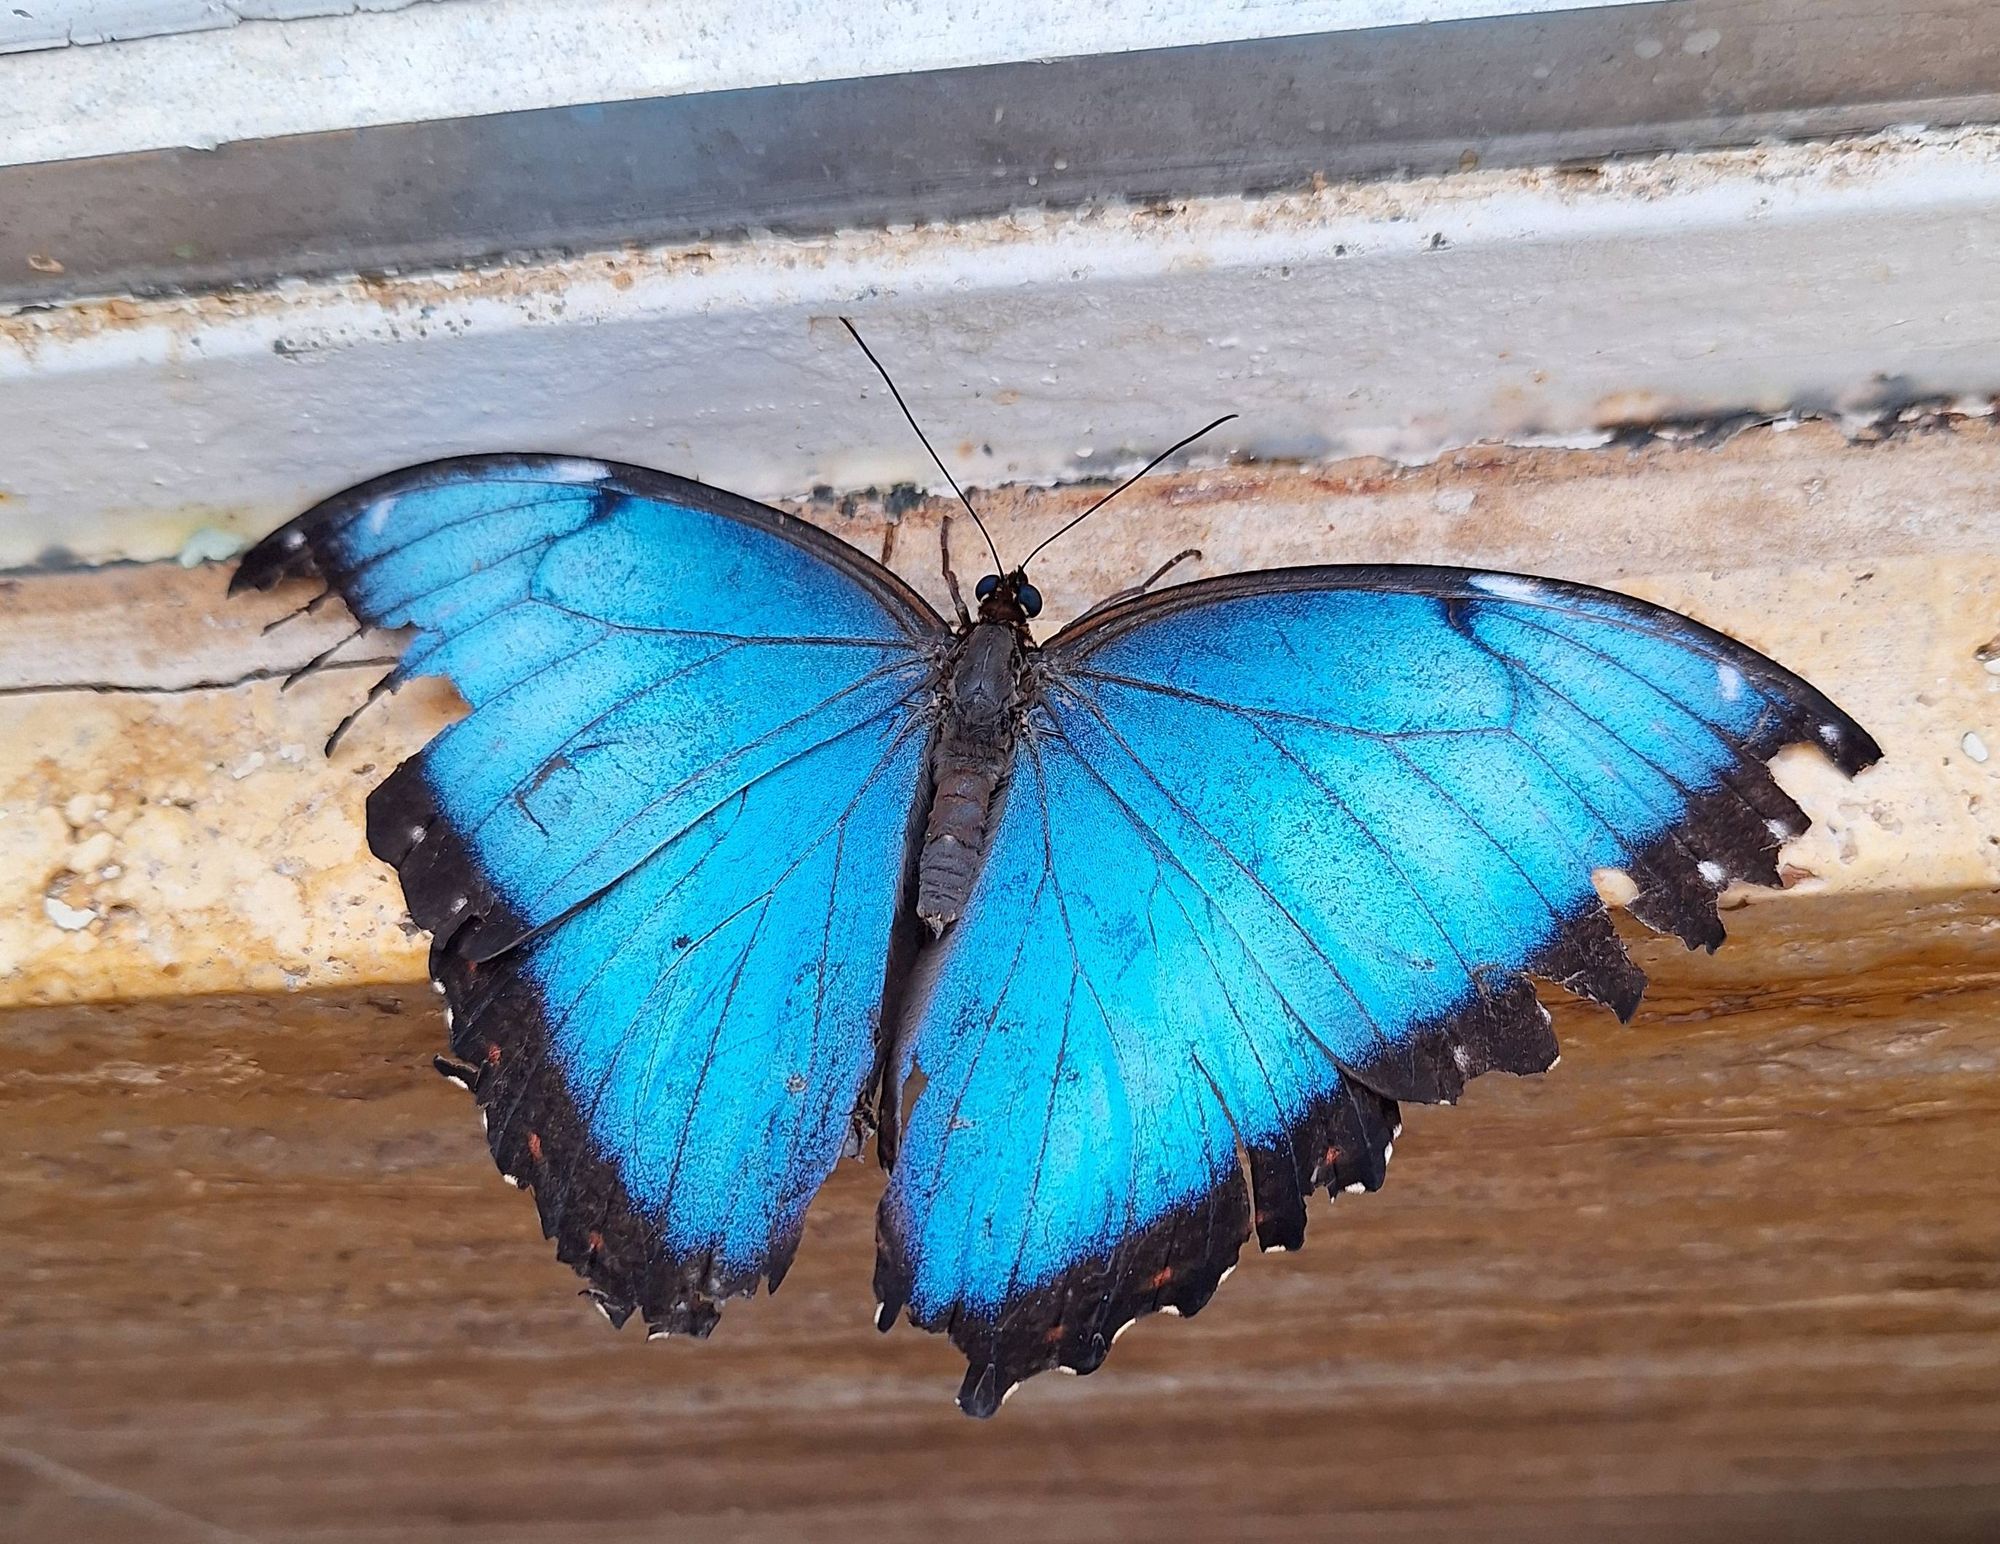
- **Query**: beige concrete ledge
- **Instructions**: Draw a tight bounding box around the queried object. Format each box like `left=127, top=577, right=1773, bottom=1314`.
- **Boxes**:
left=2, top=418, right=1997, bottom=1008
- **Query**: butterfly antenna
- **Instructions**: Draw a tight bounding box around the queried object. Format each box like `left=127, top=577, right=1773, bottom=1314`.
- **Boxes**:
left=840, top=317, right=1005, bottom=575
left=1019, top=414, right=1238, bottom=571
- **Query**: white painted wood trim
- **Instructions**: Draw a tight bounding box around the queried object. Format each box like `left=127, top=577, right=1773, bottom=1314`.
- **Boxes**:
left=4, top=126, right=1998, bottom=572
left=1, top=0, right=1658, bottom=164
left=0, top=0, right=437, bottom=55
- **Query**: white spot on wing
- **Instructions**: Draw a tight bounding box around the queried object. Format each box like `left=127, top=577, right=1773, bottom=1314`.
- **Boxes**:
left=1697, top=859, right=1727, bottom=885
left=1716, top=663, right=1744, bottom=702
left=1343, top=1182, right=1365, bottom=1194
left=1451, top=1044, right=1474, bottom=1075
left=364, top=496, right=396, bottom=535
left=1818, top=723, right=1842, bottom=747
left=1468, top=573, right=1545, bottom=603
left=1767, top=818, right=1798, bottom=840
left=534, top=457, right=611, bottom=484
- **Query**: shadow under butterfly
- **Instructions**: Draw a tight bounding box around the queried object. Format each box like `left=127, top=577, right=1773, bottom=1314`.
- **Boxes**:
left=231, top=323, right=1881, bottom=1417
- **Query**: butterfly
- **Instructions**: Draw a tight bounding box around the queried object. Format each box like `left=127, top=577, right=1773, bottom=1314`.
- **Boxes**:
left=231, top=334, right=1879, bottom=1417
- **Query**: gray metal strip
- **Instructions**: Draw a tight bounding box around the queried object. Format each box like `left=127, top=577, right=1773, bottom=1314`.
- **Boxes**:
left=5, top=0, right=1997, bottom=304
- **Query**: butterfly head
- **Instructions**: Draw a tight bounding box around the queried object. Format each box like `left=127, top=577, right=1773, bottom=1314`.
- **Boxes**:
left=974, top=571, right=1042, bottom=627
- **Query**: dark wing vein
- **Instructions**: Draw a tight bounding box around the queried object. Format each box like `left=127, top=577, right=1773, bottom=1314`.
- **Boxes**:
left=1048, top=687, right=1392, bottom=1050
left=1034, top=703, right=1382, bottom=1106
left=458, top=642, right=914, bottom=852
left=1470, top=608, right=1800, bottom=842
left=1027, top=740, right=1143, bottom=1296
left=538, top=596, right=926, bottom=650
left=652, top=899, right=774, bottom=1222
left=497, top=709, right=928, bottom=1188
left=321, top=476, right=600, bottom=545
left=338, top=494, right=584, bottom=604
left=1230, top=714, right=1487, bottom=983
left=506, top=660, right=928, bottom=920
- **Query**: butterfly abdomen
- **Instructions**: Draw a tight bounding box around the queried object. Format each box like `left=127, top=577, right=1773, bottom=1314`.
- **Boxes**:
left=916, top=622, right=1029, bottom=934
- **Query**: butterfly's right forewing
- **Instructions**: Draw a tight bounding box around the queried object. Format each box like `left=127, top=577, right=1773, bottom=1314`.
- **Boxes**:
left=236, top=455, right=947, bottom=1333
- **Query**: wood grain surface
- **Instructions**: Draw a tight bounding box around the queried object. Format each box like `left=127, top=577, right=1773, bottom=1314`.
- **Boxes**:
left=4, top=891, right=1997, bottom=1543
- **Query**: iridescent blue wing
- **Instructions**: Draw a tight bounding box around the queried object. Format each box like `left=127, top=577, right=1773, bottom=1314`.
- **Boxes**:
left=878, top=565, right=1878, bottom=1414
left=235, top=455, right=945, bottom=1333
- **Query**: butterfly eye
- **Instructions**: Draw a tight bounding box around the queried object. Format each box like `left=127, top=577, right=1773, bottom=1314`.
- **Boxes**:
left=1017, top=582, right=1043, bottom=618
left=975, top=575, right=999, bottom=600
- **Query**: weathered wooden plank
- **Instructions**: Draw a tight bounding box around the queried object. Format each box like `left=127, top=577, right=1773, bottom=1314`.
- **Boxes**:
left=2, top=893, right=1995, bottom=1541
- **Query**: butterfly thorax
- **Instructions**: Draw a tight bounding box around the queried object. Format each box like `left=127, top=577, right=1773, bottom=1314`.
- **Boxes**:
left=916, top=619, right=1032, bottom=935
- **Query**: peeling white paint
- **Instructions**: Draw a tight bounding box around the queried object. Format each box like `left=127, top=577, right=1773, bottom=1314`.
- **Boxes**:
left=2, top=0, right=1659, bottom=164
left=44, top=895, right=97, bottom=930
left=6, top=128, right=2000, bottom=569
left=175, top=526, right=244, bottom=566
left=0, top=0, right=435, bottom=56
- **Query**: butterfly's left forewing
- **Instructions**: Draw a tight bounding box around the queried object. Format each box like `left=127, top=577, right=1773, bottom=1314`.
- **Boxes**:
left=236, top=455, right=945, bottom=1332
left=877, top=566, right=1878, bottom=1413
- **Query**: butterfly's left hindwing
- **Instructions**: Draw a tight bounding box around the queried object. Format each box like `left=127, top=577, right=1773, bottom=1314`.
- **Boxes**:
left=235, top=456, right=945, bottom=1332
left=878, top=566, right=1878, bottom=1414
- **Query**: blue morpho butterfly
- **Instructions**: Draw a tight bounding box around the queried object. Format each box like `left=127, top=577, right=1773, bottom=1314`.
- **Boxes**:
left=232, top=324, right=1879, bottom=1416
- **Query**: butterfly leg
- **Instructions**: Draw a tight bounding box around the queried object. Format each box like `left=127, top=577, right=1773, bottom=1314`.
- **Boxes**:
left=1126, top=547, right=1202, bottom=598
left=939, top=516, right=972, bottom=628
left=1066, top=547, right=1202, bottom=629
left=260, top=586, right=341, bottom=635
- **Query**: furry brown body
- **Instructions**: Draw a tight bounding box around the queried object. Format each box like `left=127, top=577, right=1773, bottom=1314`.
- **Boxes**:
left=915, top=612, right=1032, bottom=933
